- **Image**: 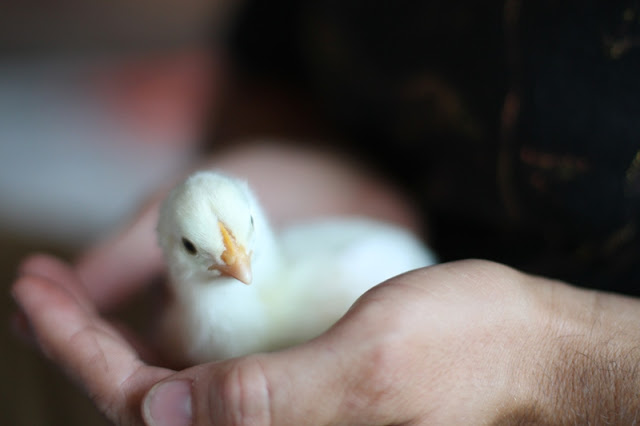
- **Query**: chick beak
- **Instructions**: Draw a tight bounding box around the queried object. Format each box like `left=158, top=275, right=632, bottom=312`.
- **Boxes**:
left=208, top=221, right=252, bottom=284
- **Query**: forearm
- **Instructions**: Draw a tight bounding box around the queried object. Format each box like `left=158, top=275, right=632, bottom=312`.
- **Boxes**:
left=502, top=276, right=640, bottom=423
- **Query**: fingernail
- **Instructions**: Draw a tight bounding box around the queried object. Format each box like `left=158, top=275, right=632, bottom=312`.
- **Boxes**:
left=143, top=380, right=193, bottom=426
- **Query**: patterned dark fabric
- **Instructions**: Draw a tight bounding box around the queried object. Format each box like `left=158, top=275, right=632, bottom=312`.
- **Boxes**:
left=500, top=1, right=640, bottom=292
left=230, top=1, right=640, bottom=294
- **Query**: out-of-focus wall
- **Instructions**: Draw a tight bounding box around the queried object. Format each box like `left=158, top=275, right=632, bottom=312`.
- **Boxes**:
left=0, top=2, right=224, bottom=424
left=0, top=53, right=213, bottom=246
left=0, top=0, right=231, bottom=51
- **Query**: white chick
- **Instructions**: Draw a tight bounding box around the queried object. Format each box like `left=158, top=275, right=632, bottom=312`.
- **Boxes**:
left=157, top=171, right=436, bottom=365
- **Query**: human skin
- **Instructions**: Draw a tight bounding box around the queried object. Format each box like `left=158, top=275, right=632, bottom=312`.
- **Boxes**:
left=11, top=144, right=640, bottom=425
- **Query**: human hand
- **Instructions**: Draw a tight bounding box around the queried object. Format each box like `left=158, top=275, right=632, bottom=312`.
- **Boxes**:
left=14, top=255, right=640, bottom=425
left=135, top=259, right=640, bottom=425
left=12, top=142, right=427, bottom=424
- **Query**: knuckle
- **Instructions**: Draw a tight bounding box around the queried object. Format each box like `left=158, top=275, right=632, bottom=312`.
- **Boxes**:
left=349, top=339, right=405, bottom=409
left=214, top=356, right=273, bottom=426
left=438, top=259, right=525, bottom=299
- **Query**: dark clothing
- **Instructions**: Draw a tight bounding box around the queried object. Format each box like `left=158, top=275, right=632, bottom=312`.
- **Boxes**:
left=230, top=0, right=640, bottom=294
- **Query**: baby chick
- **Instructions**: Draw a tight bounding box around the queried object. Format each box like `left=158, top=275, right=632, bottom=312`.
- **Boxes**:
left=157, top=171, right=435, bottom=365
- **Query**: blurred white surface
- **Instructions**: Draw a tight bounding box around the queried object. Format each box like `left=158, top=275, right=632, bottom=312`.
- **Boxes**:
left=0, top=57, right=204, bottom=247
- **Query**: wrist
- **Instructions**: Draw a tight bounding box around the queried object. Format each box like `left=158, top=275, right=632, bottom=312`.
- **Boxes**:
left=507, top=279, right=640, bottom=423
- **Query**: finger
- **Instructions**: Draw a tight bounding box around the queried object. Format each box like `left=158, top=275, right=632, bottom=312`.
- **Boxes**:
left=12, top=267, right=173, bottom=425
left=20, top=254, right=165, bottom=364
left=19, top=253, right=96, bottom=313
left=211, top=143, right=422, bottom=233
left=76, top=196, right=165, bottom=312
left=143, top=344, right=348, bottom=426
left=11, top=254, right=98, bottom=345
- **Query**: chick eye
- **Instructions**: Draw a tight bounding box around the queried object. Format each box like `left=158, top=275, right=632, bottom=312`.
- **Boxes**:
left=250, top=215, right=255, bottom=228
left=181, top=237, right=197, bottom=255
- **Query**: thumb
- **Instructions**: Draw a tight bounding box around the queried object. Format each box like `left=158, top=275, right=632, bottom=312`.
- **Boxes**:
left=141, top=342, right=349, bottom=426
left=141, top=334, right=405, bottom=426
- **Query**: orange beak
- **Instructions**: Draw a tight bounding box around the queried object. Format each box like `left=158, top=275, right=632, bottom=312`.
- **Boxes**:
left=208, top=221, right=252, bottom=284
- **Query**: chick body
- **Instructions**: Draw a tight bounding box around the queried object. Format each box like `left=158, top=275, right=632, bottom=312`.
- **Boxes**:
left=158, top=171, right=436, bottom=365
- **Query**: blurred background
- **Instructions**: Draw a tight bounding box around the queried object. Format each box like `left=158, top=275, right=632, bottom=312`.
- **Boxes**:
left=1, top=1, right=228, bottom=424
